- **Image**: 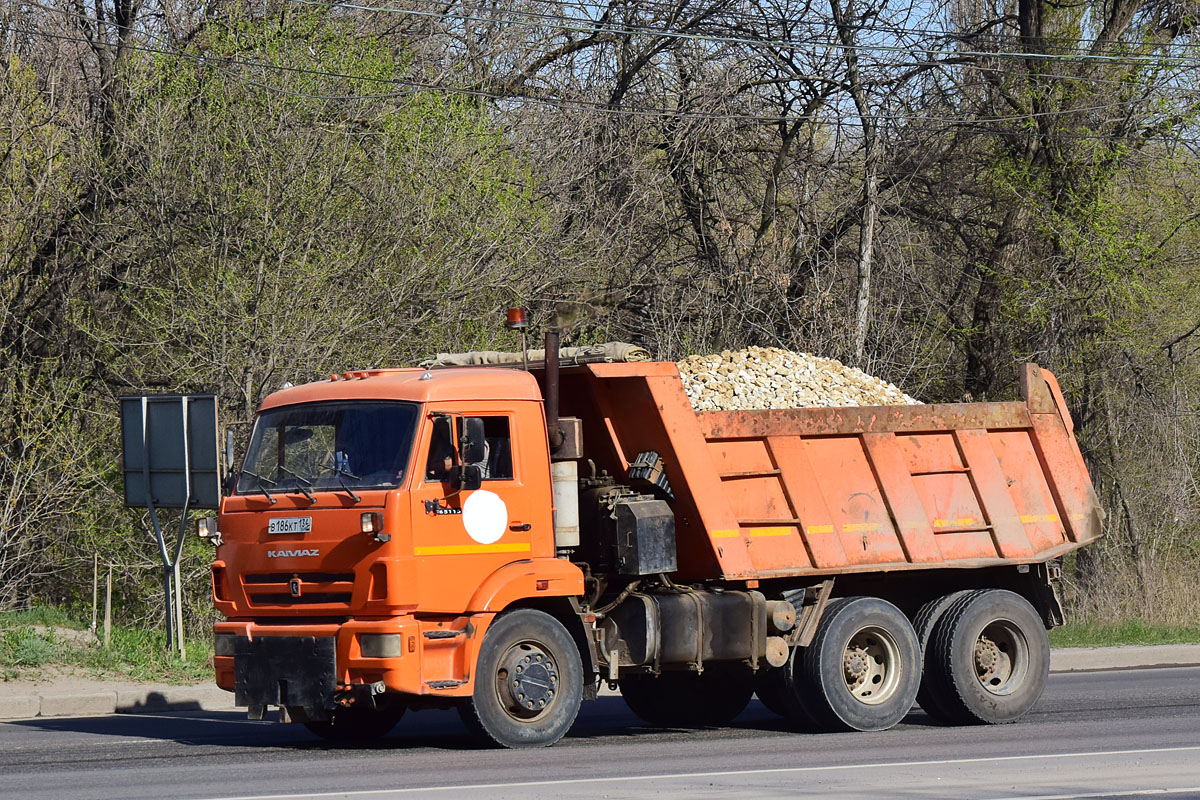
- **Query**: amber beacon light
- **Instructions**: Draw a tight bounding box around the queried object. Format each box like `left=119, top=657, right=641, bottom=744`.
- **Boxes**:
left=504, top=307, right=529, bottom=330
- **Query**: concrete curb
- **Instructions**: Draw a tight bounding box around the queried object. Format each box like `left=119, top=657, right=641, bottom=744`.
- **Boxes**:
left=37, top=692, right=117, bottom=718
left=0, top=685, right=235, bottom=721
left=1049, top=644, right=1200, bottom=673
left=3, top=645, right=1199, bottom=722
left=115, top=685, right=237, bottom=713
left=0, top=696, right=40, bottom=720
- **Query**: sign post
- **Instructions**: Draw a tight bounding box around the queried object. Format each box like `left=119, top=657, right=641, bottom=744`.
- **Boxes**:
left=120, top=394, right=221, bottom=656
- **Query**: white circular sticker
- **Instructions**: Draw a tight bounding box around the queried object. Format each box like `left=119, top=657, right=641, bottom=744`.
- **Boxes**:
left=463, top=490, right=508, bottom=544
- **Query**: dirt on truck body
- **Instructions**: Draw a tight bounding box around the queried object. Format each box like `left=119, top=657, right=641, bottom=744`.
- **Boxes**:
left=205, top=342, right=1101, bottom=748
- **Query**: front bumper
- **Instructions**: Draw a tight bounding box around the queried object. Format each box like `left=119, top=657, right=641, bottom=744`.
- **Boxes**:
left=233, top=635, right=336, bottom=719
left=215, top=617, right=421, bottom=703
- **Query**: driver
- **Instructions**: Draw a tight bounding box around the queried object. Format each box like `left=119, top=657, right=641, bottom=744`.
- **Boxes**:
left=425, top=418, right=490, bottom=481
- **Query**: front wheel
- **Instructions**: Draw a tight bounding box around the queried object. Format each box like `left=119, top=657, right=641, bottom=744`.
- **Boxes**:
left=458, top=609, right=583, bottom=749
left=925, top=589, right=1049, bottom=725
left=301, top=697, right=406, bottom=742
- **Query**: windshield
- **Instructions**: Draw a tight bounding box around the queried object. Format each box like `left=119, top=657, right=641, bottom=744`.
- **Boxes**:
left=237, top=401, right=419, bottom=495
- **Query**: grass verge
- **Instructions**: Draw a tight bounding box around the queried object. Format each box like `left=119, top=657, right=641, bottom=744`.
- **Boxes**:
left=0, top=607, right=212, bottom=684
left=1050, top=620, right=1200, bottom=648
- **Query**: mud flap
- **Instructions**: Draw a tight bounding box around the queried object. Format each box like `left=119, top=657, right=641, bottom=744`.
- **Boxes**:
left=233, top=636, right=336, bottom=720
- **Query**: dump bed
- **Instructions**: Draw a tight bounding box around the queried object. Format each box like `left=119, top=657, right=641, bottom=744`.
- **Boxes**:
left=557, top=362, right=1102, bottom=582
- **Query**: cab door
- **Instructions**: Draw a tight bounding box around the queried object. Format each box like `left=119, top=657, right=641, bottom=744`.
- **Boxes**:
left=409, top=407, right=546, bottom=612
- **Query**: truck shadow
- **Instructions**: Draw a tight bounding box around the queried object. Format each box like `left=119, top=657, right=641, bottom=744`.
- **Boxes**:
left=5, top=697, right=940, bottom=751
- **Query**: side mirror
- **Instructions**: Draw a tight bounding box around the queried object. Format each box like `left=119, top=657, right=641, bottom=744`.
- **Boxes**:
left=460, top=463, right=483, bottom=491
left=222, top=429, right=237, bottom=496
left=460, top=417, right=486, bottom=464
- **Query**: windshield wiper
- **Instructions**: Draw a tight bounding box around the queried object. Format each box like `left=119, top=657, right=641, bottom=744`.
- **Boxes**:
left=276, top=465, right=316, bottom=503
left=327, top=464, right=362, bottom=504
left=240, top=470, right=278, bottom=504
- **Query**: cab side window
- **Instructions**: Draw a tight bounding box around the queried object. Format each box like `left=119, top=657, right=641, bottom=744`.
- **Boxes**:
left=422, top=416, right=513, bottom=482
left=480, top=417, right=512, bottom=481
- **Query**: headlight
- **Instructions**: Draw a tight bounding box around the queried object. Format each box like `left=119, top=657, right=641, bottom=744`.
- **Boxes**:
left=196, top=516, right=218, bottom=539
left=359, top=634, right=404, bottom=658
left=214, top=633, right=237, bottom=657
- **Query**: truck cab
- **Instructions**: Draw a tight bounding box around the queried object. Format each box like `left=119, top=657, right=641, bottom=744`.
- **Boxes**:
left=210, top=367, right=583, bottom=740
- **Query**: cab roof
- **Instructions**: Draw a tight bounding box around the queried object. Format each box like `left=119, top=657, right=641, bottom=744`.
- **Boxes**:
left=259, top=367, right=544, bottom=411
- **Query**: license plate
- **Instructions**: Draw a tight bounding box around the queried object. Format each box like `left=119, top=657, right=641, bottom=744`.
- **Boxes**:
left=268, top=517, right=312, bottom=535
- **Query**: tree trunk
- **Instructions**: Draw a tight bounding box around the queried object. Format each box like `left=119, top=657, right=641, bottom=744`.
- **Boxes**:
left=853, top=153, right=879, bottom=364
left=830, top=0, right=880, bottom=365
left=965, top=208, right=1021, bottom=399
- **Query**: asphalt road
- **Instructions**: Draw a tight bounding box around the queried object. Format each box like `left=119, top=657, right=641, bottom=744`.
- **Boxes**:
left=1, top=666, right=1197, bottom=800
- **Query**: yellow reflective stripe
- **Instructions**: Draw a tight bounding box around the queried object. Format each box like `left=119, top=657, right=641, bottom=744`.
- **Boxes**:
left=807, top=524, right=835, bottom=534
left=1020, top=513, right=1060, bottom=524
left=749, top=527, right=792, bottom=538
left=414, top=543, right=531, bottom=556
left=842, top=522, right=882, bottom=532
left=711, top=530, right=740, bottom=538
left=932, top=518, right=977, bottom=528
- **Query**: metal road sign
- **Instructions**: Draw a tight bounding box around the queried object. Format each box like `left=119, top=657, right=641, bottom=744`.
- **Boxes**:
left=120, top=394, right=220, bottom=509
left=120, top=393, right=222, bottom=655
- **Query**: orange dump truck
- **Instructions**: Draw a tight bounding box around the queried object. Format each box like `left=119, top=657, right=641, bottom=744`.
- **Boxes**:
left=202, top=341, right=1102, bottom=748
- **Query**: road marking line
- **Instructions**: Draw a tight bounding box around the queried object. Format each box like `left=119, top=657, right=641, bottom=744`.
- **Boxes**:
left=192, top=745, right=1200, bottom=800
left=991, top=789, right=1200, bottom=800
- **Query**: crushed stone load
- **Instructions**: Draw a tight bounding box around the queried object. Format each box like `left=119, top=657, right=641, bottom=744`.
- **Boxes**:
left=677, top=346, right=920, bottom=411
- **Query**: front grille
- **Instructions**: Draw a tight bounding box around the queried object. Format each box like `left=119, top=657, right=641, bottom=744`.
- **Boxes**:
left=248, top=592, right=353, bottom=605
left=241, top=571, right=355, bottom=608
left=243, top=572, right=355, bottom=584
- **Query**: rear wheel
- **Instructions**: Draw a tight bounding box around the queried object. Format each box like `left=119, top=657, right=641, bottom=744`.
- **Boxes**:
left=792, top=596, right=921, bottom=732
left=926, top=589, right=1049, bottom=725
left=913, top=590, right=973, bottom=721
left=622, top=665, right=754, bottom=727
left=458, top=609, right=582, bottom=749
left=301, top=697, right=405, bottom=742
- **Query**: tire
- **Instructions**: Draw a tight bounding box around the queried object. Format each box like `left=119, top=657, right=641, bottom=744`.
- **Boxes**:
left=622, top=665, right=754, bottom=727
left=458, top=609, right=582, bottom=749
left=769, top=645, right=823, bottom=731
left=913, top=590, right=974, bottom=721
left=302, top=697, right=405, bottom=742
left=926, top=589, right=1050, bottom=725
left=792, top=596, right=921, bottom=732
left=754, top=666, right=789, bottom=718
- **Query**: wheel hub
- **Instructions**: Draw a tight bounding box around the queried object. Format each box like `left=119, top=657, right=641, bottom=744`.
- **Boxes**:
left=496, top=644, right=558, bottom=717
left=975, top=636, right=1000, bottom=679
left=972, top=619, right=1031, bottom=695
left=842, top=627, right=901, bottom=704
left=844, top=649, right=870, bottom=685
